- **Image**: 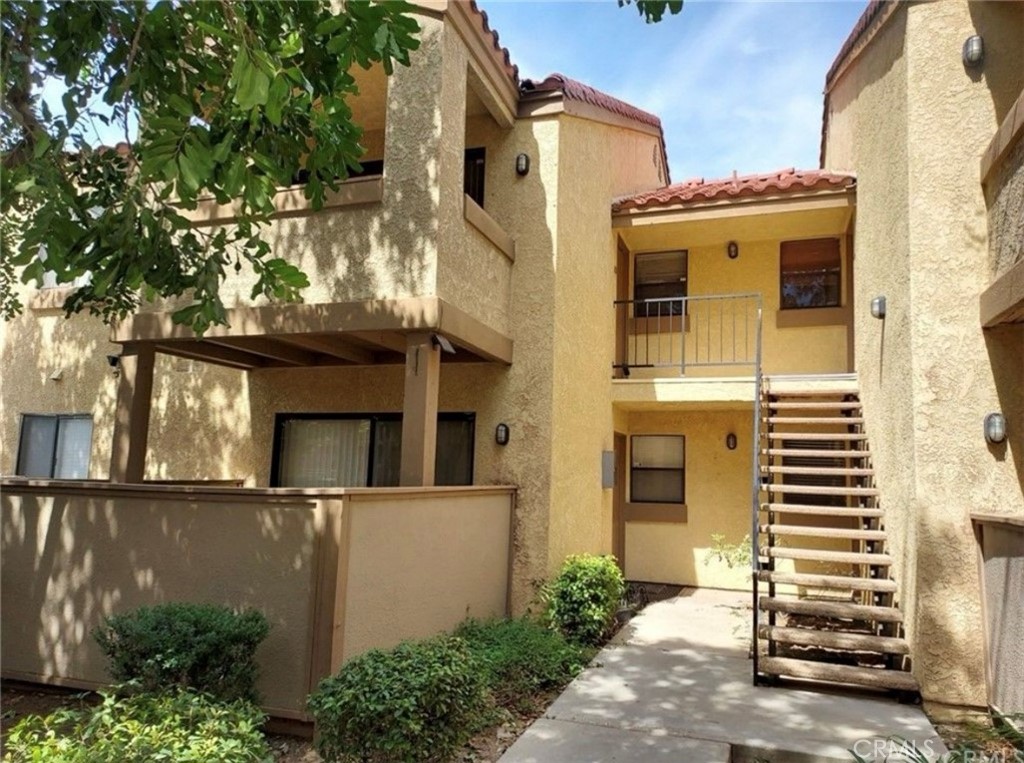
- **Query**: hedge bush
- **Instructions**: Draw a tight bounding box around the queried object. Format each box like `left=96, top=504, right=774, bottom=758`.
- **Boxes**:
left=93, top=602, right=270, bottom=702
left=308, top=635, right=486, bottom=763
left=456, top=617, right=593, bottom=711
left=547, top=554, right=625, bottom=645
left=2, top=690, right=270, bottom=763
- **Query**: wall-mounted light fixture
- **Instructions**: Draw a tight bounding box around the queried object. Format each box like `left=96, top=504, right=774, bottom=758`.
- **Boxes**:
left=727, top=241, right=739, bottom=260
left=962, top=35, right=985, bottom=68
left=495, top=423, right=510, bottom=446
left=984, top=412, right=1007, bottom=445
left=726, top=433, right=738, bottom=450
left=515, top=153, right=530, bottom=177
left=49, top=368, right=64, bottom=382
left=106, top=354, right=121, bottom=368
left=871, top=296, right=886, bottom=320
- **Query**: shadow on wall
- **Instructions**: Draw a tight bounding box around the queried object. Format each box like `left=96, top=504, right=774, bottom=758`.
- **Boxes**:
left=984, top=325, right=1024, bottom=494
left=0, top=491, right=321, bottom=713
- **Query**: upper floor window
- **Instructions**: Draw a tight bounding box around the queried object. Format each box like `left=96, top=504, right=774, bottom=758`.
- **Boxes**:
left=17, top=414, right=93, bottom=479
left=464, top=147, right=486, bottom=208
left=780, top=238, right=841, bottom=309
left=273, top=413, right=475, bottom=488
left=630, top=434, right=685, bottom=504
left=635, top=251, right=687, bottom=317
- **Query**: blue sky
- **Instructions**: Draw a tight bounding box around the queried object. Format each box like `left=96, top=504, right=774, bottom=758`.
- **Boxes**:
left=480, top=1, right=865, bottom=181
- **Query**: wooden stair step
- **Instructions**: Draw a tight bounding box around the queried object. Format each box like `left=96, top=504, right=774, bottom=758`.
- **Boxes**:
left=764, top=465, right=874, bottom=477
left=759, top=656, right=918, bottom=691
left=762, top=503, right=884, bottom=518
left=759, top=625, right=909, bottom=654
left=764, top=448, right=871, bottom=458
left=759, top=596, right=903, bottom=623
left=766, top=401, right=862, bottom=410
left=764, top=547, right=893, bottom=566
left=767, top=432, right=868, bottom=441
left=765, top=484, right=878, bottom=496
left=758, top=570, right=897, bottom=592
left=760, top=525, right=887, bottom=541
left=764, top=387, right=860, bottom=398
left=766, top=417, right=865, bottom=425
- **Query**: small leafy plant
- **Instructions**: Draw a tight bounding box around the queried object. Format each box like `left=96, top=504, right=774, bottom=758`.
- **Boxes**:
left=3, top=689, right=270, bottom=763
left=308, top=635, right=487, bottom=763
left=93, top=602, right=270, bottom=702
left=546, top=554, right=625, bottom=645
left=705, top=533, right=753, bottom=570
left=456, top=617, right=594, bottom=712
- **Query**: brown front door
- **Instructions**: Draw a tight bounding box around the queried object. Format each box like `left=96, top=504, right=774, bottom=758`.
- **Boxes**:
left=613, top=432, right=627, bottom=570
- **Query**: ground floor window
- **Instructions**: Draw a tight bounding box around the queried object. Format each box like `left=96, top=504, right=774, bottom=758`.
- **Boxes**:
left=782, top=439, right=846, bottom=506
left=630, top=434, right=685, bottom=504
left=16, top=414, right=93, bottom=479
left=272, top=413, right=474, bottom=488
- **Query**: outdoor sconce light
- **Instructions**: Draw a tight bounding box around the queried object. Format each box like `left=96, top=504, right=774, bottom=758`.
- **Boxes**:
left=727, top=241, right=739, bottom=260
left=726, top=433, right=738, bottom=450
left=871, top=296, right=886, bottom=320
left=106, top=354, right=121, bottom=368
left=495, top=423, right=510, bottom=446
left=962, top=35, right=985, bottom=68
left=430, top=333, right=456, bottom=354
left=984, top=413, right=1007, bottom=445
left=515, top=153, right=530, bottom=176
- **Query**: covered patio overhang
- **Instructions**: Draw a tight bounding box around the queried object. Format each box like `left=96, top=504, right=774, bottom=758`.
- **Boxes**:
left=107, top=296, right=513, bottom=487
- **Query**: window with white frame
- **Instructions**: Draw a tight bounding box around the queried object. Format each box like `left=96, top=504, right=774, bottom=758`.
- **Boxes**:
left=16, top=414, right=94, bottom=478
left=630, top=434, right=685, bottom=504
left=272, top=413, right=475, bottom=488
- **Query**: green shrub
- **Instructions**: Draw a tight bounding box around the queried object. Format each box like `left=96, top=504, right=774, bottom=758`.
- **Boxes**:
left=2, top=689, right=270, bottom=763
left=547, top=554, right=625, bottom=645
left=456, top=617, right=593, bottom=711
left=308, top=635, right=486, bottom=763
left=93, top=602, right=270, bottom=702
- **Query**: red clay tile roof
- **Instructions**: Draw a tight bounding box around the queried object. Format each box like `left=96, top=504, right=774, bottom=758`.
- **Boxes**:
left=612, top=168, right=855, bottom=212
left=520, top=73, right=662, bottom=131
left=468, top=0, right=519, bottom=85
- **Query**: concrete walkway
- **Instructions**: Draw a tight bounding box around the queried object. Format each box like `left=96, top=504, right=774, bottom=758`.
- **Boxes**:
left=500, top=589, right=944, bottom=762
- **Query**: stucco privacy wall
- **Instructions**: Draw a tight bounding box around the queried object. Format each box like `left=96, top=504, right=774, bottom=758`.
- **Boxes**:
left=1, top=484, right=514, bottom=717
left=340, top=489, right=512, bottom=662
left=0, top=486, right=324, bottom=716
left=0, top=307, right=252, bottom=482
left=826, top=0, right=1024, bottom=710
left=547, top=115, right=665, bottom=572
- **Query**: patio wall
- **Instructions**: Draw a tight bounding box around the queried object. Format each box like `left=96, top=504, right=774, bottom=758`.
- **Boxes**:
left=0, top=481, right=514, bottom=720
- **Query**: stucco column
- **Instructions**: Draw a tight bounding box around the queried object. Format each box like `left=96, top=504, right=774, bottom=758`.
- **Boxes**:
left=109, top=343, right=155, bottom=483
left=400, top=332, right=440, bottom=486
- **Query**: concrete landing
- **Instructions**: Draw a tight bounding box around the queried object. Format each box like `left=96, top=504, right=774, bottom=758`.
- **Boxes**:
left=500, top=589, right=944, bottom=762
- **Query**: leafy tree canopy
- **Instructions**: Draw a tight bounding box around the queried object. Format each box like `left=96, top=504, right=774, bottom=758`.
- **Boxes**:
left=1, top=0, right=420, bottom=333
left=1, top=0, right=680, bottom=335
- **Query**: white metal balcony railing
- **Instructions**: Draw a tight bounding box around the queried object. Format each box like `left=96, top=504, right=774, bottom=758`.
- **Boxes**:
left=613, top=293, right=763, bottom=376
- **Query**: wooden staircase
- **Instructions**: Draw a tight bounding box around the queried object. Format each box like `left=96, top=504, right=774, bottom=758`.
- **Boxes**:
left=754, top=377, right=918, bottom=697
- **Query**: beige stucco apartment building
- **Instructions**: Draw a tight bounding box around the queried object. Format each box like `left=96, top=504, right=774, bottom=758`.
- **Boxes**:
left=2, top=0, right=1022, bottom=720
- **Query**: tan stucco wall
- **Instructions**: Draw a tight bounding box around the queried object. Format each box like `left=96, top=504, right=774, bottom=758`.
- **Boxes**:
left=0, top=306, right=251, bottom=482
left=341, top=489, right=512, bottom=662
left=824, top=0, right=1024, bottom=711
left=547, top=115, right=665, bottom=574
left=0, top=487, right=323, bottom=716
left=622, top=408, right=754, bottom=589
